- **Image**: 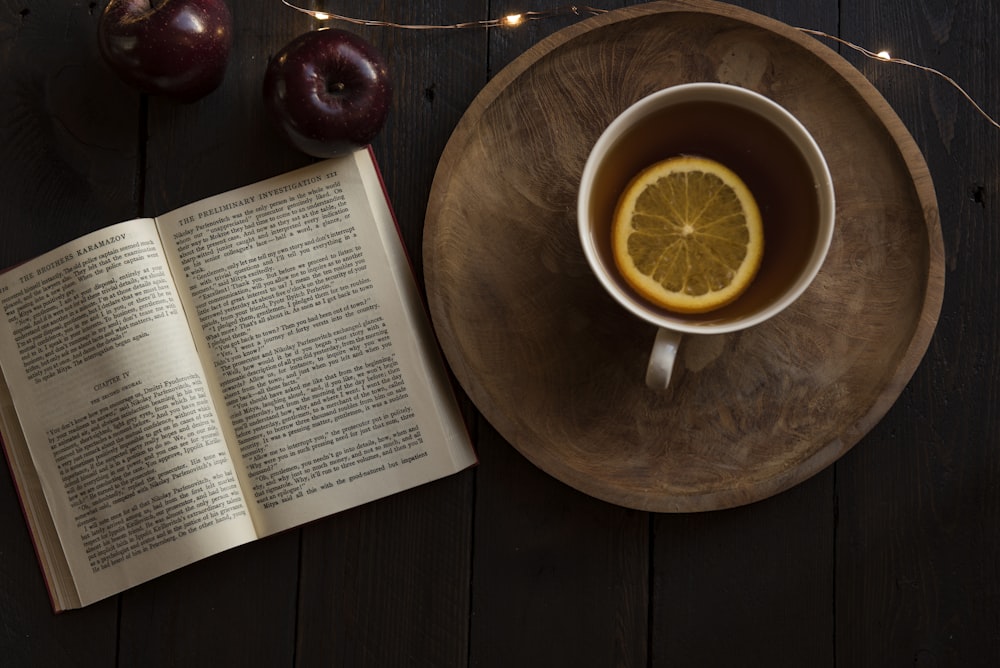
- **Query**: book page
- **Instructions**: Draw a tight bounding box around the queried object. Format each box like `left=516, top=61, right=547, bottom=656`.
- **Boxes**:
left=157, top=150, right=475, bottom=535
left=0, top=221, right=257, bottom=610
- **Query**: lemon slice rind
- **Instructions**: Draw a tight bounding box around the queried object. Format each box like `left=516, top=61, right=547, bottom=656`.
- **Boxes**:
left=611, top=156, right=764, bottom=314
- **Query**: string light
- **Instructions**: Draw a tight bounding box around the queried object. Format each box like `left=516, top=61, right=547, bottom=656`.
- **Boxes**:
left=280, top=1, right=607, bottom=30
left=278, top=2, right=996, bottom=129
left=797, top=27, right=998, bottom=129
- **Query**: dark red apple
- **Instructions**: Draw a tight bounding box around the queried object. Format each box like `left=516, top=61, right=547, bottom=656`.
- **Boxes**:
left=97, top=0, right=233, bottom=103
left=263, top=28, right=392, bottom=158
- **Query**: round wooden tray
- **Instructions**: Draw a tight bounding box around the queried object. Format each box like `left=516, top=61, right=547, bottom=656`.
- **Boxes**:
left=423, top=0, right=944, bottom=512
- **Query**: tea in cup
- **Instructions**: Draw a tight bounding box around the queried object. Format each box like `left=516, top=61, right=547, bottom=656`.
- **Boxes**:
left=577, top=83, right=835, bottom=389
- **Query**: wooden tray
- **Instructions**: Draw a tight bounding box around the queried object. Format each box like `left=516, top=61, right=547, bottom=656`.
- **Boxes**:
left=423, top=0, right=944, bottom=512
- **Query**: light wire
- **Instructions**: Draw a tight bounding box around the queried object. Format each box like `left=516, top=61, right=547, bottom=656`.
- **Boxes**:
left=279, top=1, right=997, bottom=129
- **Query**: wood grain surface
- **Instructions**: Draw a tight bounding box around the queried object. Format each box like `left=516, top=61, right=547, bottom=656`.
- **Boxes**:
left=3, top=0, right=997, bottom=665
left=424, top=0, right=945, bottom=511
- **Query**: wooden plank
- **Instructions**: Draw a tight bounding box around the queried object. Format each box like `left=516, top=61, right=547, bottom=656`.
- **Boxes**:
left=118, top=532, right=300, bottom=666
left=292, top=3, right=482, bottom=666
left=0, top=444, right=120, bottom=664
left=0, top=0, right=134, bottom=661
left=644, top=2, right=840, bottom=665
left=836, top=0, right=1000, bottom=663
left=470, top=423, right=650, bottom=668
left=652, top=474, right=835, bottom=666
left=368, top=1, right=494, bottom=277
left=466, top=5, right=649, bottom=665
left=114, top=3, right=304, bottom=665
left=296, top=475, right=475, bottom=667
left=0, top=0, right=141, bottom=260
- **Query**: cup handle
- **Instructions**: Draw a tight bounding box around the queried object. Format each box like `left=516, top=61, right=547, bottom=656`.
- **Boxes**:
left=645, top=328, right=683, bottom=390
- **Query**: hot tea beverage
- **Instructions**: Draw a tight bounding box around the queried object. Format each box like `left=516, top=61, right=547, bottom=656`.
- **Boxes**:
left=588, top=98, right=822, bottom=324
left=578, top=83, right=835, bottom=388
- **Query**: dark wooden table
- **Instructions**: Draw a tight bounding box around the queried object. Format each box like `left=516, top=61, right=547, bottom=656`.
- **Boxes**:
left=1, top=1, right=996, bottom=665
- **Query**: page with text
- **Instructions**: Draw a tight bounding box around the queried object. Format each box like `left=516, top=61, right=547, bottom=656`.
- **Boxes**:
left=0, top=221, right=257, bottom=608
left=157, top=151, right=475, bottom=535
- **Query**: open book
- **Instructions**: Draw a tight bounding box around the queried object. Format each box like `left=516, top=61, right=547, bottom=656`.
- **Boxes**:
left=0, top=149, right=476, bottom=611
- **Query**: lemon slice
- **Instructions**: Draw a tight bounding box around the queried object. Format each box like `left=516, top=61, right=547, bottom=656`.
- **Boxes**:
left=611, top=155, right=764, bottom=314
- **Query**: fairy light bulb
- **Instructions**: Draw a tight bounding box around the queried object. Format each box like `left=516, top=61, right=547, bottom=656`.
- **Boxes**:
left=877, top=50, right=892, bottom=60
left=504, top=14, right=524, bottom=27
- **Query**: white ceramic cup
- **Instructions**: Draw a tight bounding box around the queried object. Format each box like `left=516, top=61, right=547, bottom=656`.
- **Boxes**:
left=578, top=83, right=835, bottom=390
